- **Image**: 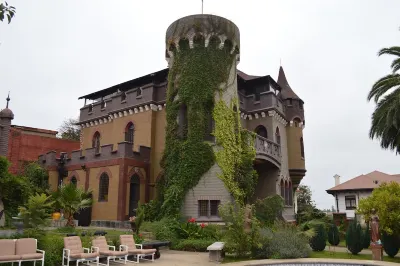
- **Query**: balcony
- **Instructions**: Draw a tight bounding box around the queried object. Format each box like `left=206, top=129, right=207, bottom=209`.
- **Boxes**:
left=254, top=135, right=281, bottom=167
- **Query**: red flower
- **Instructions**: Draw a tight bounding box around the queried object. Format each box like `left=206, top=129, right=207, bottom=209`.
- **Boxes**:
left=139, top=234, right=142, bottom=238
left=188, top=218, right=196, bottom=223
left=200, top=223, right=206, bottom=228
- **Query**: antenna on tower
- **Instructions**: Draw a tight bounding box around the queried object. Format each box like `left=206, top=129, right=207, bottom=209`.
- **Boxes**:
left=6, top=92, right=10, bottom=108
left=202, top=0, right=204, bottom=14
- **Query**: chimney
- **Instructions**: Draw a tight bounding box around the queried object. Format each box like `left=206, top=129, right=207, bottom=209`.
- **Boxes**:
left=334, top=174, right=340, bottom=186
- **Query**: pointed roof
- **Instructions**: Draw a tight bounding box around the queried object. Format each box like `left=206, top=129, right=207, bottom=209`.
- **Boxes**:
left=277, top=66, right=301, bottom=100
left=326, top=170, right=400, bottom=194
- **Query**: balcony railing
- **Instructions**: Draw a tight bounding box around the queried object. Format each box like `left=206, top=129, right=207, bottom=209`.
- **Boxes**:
left=254, top=135, right=281, bottom=165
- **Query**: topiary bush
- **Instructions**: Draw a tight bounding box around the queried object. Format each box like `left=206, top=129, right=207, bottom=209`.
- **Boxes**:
left=382, top=232, right=400, bottom=258
left=173, top=238, right=215, bottom=252
left=362, top=224, right=370, bottom=249
left=309, top=223, right=327, bottom=251
left=346, top=220, right=363, bottom=255
left=327, top=223, right=340, bottom=246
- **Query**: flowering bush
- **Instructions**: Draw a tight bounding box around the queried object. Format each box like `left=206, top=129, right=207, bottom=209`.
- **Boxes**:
left=134, top=233, right=144, bottom=244
left=177, top=218, right=212, bottom=240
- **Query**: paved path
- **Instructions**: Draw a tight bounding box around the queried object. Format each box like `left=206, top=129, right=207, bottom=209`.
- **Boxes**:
left=325, top=245, right=400, bottom=258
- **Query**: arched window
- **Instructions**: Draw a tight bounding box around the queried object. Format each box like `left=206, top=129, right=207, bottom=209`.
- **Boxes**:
left=293, top=118, right=301, bottom=128
left=98, top=173, right=109, bottom=202
left=92, top=132, right=101, bottom=154
left=70, top=176, right=77, bottom=187
left=300, top=137, right=305, bottom=158
left=275, top=127, right=281, bottom=145
left=255, top=125, right=268, bottom=139
left=280, top=180, right=285, bottom=199
left=289, top=182, right=293, bottom=206
left=285, top=181, right=290, bottom=205
left=125, top=123, right=134, bottom=144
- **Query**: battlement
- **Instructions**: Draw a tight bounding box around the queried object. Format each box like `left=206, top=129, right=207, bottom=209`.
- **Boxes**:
left=165, top=14, right=240, bottom=61
left=38, top=142, right=151, bottom=167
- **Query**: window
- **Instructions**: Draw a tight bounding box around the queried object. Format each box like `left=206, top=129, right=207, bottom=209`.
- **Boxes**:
left=125, top=123, right=134, bottom=144
left=100, top=100, right=106, bottom=109
left=136, top=88, right=142, bottom=97
left=98, top=173, right=109, bottom=202
left=299, top=102, right=303, bottom=110
left=92, top=132, right=101, bottom=153
left=88, top=104, right=93, bottom=113
left=70, top=176, right=77, bottom=187
left=254, top=93, right=260, bottom=102
left=275, top=127, right=281, bottom=145
left=300, top=137, right=305, bottom=158
left=289, top=182, right=293, bottom=206
left=121, top=92, right=127, bottom=102
left=255, top=125, right=268, bottom=139
left=288, top=99, right=293, bottom=106
left=280, top=180, right=285, bottom=199
left=198, top=200, right=220, bottom=217
left=345, top=195, right=357, bottom=210
left=285, top=181, right=289, bottom=205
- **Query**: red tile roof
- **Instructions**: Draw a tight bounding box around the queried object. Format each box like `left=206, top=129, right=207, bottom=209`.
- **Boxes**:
left=326, top=170, right=400, bottom=194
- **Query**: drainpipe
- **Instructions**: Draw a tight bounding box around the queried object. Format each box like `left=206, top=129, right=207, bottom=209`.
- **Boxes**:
left=335, top=194, right=339, bottom=213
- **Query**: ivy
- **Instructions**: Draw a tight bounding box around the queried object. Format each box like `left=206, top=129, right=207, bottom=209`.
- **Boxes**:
left=160, top=32, right=256, bottom=217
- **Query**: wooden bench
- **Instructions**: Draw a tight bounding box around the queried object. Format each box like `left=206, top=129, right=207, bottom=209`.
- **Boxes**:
left=207, top=242, right=225, bottom=262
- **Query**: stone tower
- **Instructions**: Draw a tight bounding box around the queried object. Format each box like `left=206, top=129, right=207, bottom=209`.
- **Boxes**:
left=277, top=66, right=306, bottom=189
left=0, top=94, right=14, bottom=157
left=162, top=15, right=243, bottom=216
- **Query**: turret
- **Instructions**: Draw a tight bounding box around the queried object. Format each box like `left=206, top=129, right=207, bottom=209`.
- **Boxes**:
left=0, top=93, right=14, bottom=157
left=277, top=67, right=306, bottom=188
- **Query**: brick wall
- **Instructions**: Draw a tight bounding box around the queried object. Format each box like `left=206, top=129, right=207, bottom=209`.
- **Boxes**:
left=7, top=127, right=79, bottom=174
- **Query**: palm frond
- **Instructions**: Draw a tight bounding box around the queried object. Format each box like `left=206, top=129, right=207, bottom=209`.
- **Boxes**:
left=391, top=58, right=400, bottom=73
left=367, top=74, right=400, bottom=103
left=378, top=47, right=400, bottom=57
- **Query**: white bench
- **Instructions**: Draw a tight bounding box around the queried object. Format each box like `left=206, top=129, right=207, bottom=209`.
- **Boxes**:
left=207, top=242, right=225, bottom=262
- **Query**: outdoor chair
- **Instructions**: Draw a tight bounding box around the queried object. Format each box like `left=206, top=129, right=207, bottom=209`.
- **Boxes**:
left=91, top=236, right=127, bottom=266
left=63, top=236, right=99, bottom=266
left=119, top=235, right=156, bottom=263
left=0, top=238, right=45, bottom=266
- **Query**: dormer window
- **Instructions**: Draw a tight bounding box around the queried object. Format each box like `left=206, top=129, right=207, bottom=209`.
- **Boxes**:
left=88, top=104, right=93, bottom=113
left=136, top=88, right=142, bottom=97
left=121, top=92, right=127, bottom=102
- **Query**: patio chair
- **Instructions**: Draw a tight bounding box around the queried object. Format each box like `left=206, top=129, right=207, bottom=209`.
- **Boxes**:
left=62, top=236, right=99, bottom=266
left=91, top=236, right=127, bottom=266
left=119, top=235, right=156, bottom=263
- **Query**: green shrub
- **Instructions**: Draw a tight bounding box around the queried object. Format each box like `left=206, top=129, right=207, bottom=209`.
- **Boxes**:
left=346, top=221, right=363, bottom=255
left=142, top=200, right=161, bottom=222
left=327, top=224, right=340, bottom=246
left=38, top=234, right=64, bottom=266
left=173, top=239, right=215, bottom=252
left=382, top=232, right=400, bottom=258
left=219, top=203, right=260, bottom=257
left=363, top=225, right=370, bottom=249
left=18, top=193, right=54, bottom=229
left=255, top=195, right=284, bottom=227
left=152, top=218, right=180, bottom=244
left=253, top=223, right=310, bottom=259
left=309, top=223, right=327, bottom=251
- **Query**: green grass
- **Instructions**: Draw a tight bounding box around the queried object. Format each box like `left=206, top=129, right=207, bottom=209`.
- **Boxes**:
left=310, top=251, right=400, bottom=263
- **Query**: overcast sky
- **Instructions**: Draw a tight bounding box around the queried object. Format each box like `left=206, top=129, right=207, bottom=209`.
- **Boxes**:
left=1, top=0, right=400, bottom=209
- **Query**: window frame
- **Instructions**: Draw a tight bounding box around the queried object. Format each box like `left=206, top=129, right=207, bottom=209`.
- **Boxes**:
left=125, top=123, right=135, bottom=144
left=198, top=200, right=221, bottom=218
left=345, top=195, right=357, bottom=210
left=98, top=173, right=110, bottom=202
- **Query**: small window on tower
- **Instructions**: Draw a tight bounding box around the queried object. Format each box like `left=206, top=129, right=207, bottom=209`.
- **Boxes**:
left=136, top=88, right=142, bottom=97
left=88, top=104, right=93, bottom=113
left=101, top=100, right=106, bottom=110
left=299, top=102, right=303, bottom=109
left=288, top=99, right=293, bottom=106
left=121, top=92, right=127, bottom=102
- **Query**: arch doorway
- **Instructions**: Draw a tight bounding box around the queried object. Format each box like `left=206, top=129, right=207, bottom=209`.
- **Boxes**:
left=129, top=174, right=140, bottom=217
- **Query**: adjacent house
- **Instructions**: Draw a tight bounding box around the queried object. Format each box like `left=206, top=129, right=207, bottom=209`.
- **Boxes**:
left=326, top=171, right=400, bottom=219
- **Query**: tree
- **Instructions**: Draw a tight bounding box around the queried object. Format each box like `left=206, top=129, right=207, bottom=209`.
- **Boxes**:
left=59, top=118, right=81, bottom=141
left=367, top=29, right=400, bottom=152
left=382, top=231, right=400, bottom=258
left=296, top=185, right=326, bottom=224
left=327, top=223, right=340, bottom=246
left=309, top=223, right=327, bottom=251
left=346, top=220, right=364, bottom=255
left=0, top=1, right=16, bottom=24
left=18, top=193, right=54, bottom=229
left=23, top=162, right=49, bottom=194
left=358, top=182, right=400, bottom=236
left=255, top=195, right=284, bottom=227
left=51, top=183, right=92, bottom=227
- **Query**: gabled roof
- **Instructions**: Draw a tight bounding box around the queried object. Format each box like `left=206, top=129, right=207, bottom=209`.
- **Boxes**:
left=277, top=66, right=301, bottom=100
left=326, top=170, right=400, bottom=194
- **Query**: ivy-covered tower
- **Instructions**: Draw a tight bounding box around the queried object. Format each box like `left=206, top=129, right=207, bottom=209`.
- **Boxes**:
left=162, top=15, right=256, bottom=217
left=277, top=66, right=306, bottom=189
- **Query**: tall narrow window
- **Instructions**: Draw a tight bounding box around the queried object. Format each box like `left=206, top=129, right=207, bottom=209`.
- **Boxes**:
left=70, top=176, right=77, bottom=187
left=136, top=88, right=142, bottom=97
left=92, top=132, right=101, bottom=154
left=275, top=127, right=281, bottom=145
left=289, top=182, right=293, bottom=206
left=125, top=123, right=134, bottom=144
left=98, top=173, right=109, bottom=202
left=285, top=181, right=290, bottom=205
left=300, top=137, right=305, bottom=158
left=280, top=180, right=285, bottom=199
left=88, top=104, right=93, bottom=113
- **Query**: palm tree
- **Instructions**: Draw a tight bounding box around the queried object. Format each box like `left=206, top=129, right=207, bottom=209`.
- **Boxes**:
left=51, top=183, right=92, bottom=227
left=367, top=30, right=400, bottom=153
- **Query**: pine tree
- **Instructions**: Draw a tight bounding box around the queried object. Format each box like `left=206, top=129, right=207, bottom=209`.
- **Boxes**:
left=309, top=224, right=327, bottom=251
left=327, top=223, right=340, bottom=246
left=382, top=232, right=400, bottom=258
left=346, top=221, right=363, bottom=255
left=362, top=223, right=370, bottom=249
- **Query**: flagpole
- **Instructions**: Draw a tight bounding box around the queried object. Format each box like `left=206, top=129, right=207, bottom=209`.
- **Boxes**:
left=202, top=0, right=203, bottom=14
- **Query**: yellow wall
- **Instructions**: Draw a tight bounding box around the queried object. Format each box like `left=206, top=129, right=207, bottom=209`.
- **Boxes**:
left=125, top=166, right=147, bottom=216
left=81, top=112, right=153, bottom=152
left=286, top=126, right=305, bottom=170
left=89, top=165, right=120, bottom=221
left=67, top=170, right=86, bottom=190
left=48, top=171, right=59, bottom=191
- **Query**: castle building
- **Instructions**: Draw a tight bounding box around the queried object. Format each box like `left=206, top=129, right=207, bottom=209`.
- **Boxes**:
left=38, top=15, right=306, bottom=224
left=0, top=95, right=80, bottom=174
